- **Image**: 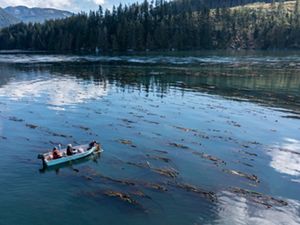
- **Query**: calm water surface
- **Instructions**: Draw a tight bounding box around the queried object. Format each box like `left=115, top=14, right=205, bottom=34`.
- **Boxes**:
left=0, top=51, right=299, bottom=225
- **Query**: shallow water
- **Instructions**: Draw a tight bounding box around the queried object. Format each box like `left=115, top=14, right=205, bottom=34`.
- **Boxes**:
left=0, top=52, right=299, bottom=225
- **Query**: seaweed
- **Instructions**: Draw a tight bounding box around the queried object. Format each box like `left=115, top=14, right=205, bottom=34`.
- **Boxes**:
left=282, top=115, right=300, bottom=119
left=140, top=182, right=168, bottom=192
left=146, top=154, right=171, bottom=163
left=242, top=151, right=258, bottom=157
left=192, top=152, right=225, bottom=165
left=98, top=173, right=136, bottom=186
left=121, top=119, right=135, bottom=124
left=119, top=139, right=132, bottom=145
left=26, top=124, right=38, bottom=129
left=9, top=116, right=24, bottom=122
left=153, top=150, right=168, bottom=154
left=126, top=161, right=151, bottom=169
left=224, top=169, right=259, bottom=183
left=72, top=168, right=80, bottom=173
left=143, top=120, right=160, bottom=125
left=73, top=125, right=90, bottom=131
left=169, top=143, right=189, bottom=149
left=173, top=126, right=197, bottom=133
left=152, top=167, right=179, bottom=178
left=277, top=148, right=300, bottom=156
left=131, top=190, right=152, bottom=199
left=82, top=175, right=93, bottom=181
left=173, top=183, right=216, bottom=201
left=78, top=167, right=137, bottom=187
left=231, top=188, right=288, bottom=208
left=104, top=190, right=148, bottom=212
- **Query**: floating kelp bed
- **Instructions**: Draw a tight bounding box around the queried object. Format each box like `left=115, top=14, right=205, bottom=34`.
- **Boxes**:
left=230, top=188, right=288, bottom=208
left=1, top=57, right=299, bottom=225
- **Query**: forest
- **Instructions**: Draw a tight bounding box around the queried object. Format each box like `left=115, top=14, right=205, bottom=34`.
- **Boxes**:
left=0, top=0, right=300, bottom=51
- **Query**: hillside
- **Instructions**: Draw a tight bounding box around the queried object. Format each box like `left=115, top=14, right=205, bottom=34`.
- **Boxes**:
left=0, top=8, right=19, bottom=28
left=232, top=0, right=296, bottom=11
left=4, top=6, right=73, bottom=23
left=1, top=0, right=300, bottom=50
left=170, top=0, right=274, bottom=11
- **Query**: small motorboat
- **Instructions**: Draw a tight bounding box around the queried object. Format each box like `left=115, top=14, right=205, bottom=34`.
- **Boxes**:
left=38, top=142, right=103, bottom=167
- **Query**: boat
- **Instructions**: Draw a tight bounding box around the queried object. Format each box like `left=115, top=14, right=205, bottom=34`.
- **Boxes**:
left=38, top=142, right=103, bottom=167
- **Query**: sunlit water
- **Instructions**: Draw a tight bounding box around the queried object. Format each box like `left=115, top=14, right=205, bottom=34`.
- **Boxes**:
left=0, top=52, right=299, bottom=225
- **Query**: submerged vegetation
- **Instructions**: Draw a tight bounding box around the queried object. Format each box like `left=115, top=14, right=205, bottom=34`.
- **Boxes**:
left=1, top=0, right=300, bottom=51
left=1, top=54, right=300, bottom=223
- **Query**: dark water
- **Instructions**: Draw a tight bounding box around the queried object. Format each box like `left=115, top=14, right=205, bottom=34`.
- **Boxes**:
left=0, top=52, right=299, bottom=225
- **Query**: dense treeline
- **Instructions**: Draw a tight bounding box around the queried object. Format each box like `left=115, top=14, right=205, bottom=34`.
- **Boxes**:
left=0, top=0, right=300, bottom=51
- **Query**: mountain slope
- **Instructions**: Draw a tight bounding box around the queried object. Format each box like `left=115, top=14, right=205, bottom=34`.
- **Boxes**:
left=0, top=8, right=20, bottom=28
left=4, top=6, right=73, bottom=23
left=169, top=0, right=275, bottom=12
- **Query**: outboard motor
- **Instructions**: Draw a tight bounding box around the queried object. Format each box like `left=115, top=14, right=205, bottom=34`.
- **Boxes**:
left=37, top=154, right=45, bottom=160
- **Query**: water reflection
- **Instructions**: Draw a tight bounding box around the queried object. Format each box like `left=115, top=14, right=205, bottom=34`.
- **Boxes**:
left=0, top=77, right=109, bottom=109
left=1, top=60, right=299, bottom=112
left=214, top=191, right=300, bottom=225
left=268, top=138, right=300, bottom=177
left=2, top=52, right=300, bottom=69
left=0, top=54, right=300, bottom=225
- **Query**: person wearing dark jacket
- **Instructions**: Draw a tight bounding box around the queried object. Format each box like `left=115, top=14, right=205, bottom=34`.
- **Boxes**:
left=52, top=147, right=62, bottom=159
left=66, top=144, right=75, bottom=156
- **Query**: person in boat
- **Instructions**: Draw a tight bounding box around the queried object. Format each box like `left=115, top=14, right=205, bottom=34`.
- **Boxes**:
left=52, top=147, right=62, bottom=159
left=88, top=140, right=97, bottom=150
left=66, top=144, right=76, bottom=156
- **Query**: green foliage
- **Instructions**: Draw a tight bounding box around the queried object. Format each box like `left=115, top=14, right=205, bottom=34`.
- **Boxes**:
left=0, top=0, right=300, bottom=51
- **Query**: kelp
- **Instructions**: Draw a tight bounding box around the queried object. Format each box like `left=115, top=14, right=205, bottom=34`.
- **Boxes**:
left=192, top=152, right=225, bottom=165
left=276, top=147, right=300, bottom=156
left=119, top=139, right=132, bottom=145
left=152, top=167, right=179, bottom=178
left=105, top=191, right=138, bottom=205
left=169, top=143, right=189, bottom=149
left=75, top=166, right=136, bottom=187
left=81, top=166, right=168, bottom=193
left=98, top=173, right=136, bottom=186
left=126, top=161, right=150, bottom=169
left=153, top=150, right=168, bottom=154
left=131, top=190, right=151, bottom=199
left=231, top=188, right=288, bottom=208
left=9, top=116, right=24, bottom=122
left=173, top=183, right=216, bottom=202
left=72, top=125, right=90, bottom=131
left=173, top=126, right=198, bottom=133
left=121, top=119, right=135, bottom=124
left=104, top=190, right=149, bottom=212
left=224, top=169, right=259, bottom=183
left=127, top=160, right=178, bottom=178
left=143, top=119, right=160, bottom=125
left=146, top=154, right=171, bottom=163
left=26, top=124, right=38, bottom=129
left=140, top=182, right=168, bottom=192
left=241, top=151, right=258, bottom=157
left=118, top=139, right=136, bottom=147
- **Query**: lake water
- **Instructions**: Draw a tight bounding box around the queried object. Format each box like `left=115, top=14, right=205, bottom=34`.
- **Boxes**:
left=0, top=51, right=299, bottom=225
